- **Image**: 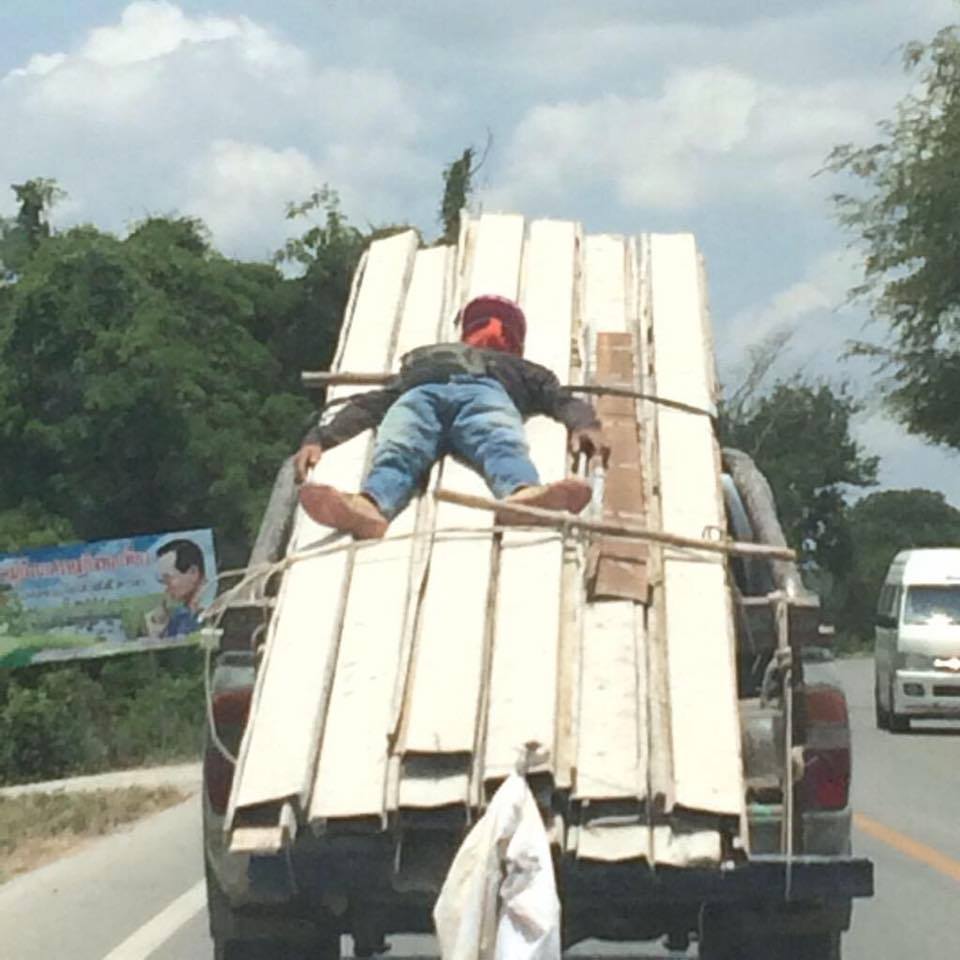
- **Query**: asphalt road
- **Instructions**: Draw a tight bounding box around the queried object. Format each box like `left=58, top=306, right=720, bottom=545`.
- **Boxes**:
left=2, top=656, right=958, bottom=959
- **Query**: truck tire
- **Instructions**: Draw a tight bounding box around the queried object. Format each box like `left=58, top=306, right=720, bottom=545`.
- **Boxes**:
left=887, top=679, right=910, bottom=733
left=874, top=676, right=889, bottom=730
left=206, top=863, right=339, bottom=960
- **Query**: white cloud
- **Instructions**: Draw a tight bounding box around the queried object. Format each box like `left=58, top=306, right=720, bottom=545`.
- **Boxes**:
left=10, top=52, right=66, bottom=78
left=718, top=247, right=861, bottom=375
left=80, top=1, right=243, bottom=68
left=185, top=140, right=325, bottom=255
left=0, top=3, right=423, bottom=251
left=495, top=64, right=897, bottom=216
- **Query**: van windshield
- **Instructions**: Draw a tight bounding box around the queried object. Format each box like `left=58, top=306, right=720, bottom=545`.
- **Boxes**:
left=903, top=586, right=960, bottom=625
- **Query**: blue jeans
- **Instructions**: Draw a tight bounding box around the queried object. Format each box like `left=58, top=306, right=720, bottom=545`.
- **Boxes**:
left=362, top=376, right=540, bottom=519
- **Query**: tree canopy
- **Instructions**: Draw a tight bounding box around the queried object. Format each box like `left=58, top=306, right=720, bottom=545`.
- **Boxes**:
left=437, top=140, right=489, bottom=245
left=720, top=374, right=878, bottom=582
left=0, top=180, right=379, bottom=567
left=841, top=488, right=960, bottom=639
left=827, top=25, right=960, bottom=451
left=0, top=178, right=65, bottom=280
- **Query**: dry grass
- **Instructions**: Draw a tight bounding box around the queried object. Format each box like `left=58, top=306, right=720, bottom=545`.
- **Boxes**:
left=0, top=785, right=187, bottom=883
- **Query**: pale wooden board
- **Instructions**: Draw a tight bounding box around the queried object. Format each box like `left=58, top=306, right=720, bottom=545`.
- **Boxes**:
left=573, top=822, right=720, bottom=866
left=308, top=246, right=454, bottom=824
left=227, top=230, right=419, bottom=829
left=554, top=228, right=587, bottom=791
left=648, top=233, right=743, bottom=817
left=398, top=214, right=525, bottom=808
left=635, top=234, right=675, bottom=809
left=651, top=825, right=723, bottom=867
left=576, top=822, right=650, bottom=862
left=573, top=233, right=648, bottom=804
left=482, top=218, right=577, bottom=784
left=554, top=544, right=582, bottom=791
left=397, top=770, right=470, bottom=811
left=386, top=217, right=476, bottom=815
left=583, top=234, right=627, bottom=338
left=573, top=602, right=643, bottom=799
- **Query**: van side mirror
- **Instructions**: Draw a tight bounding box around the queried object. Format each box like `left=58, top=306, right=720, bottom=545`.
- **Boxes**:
left=875, top=613, right=896, bottom=629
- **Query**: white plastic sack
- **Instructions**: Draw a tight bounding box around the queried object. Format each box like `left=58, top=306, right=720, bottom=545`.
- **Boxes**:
left=433, top=773, right=561, bottom=960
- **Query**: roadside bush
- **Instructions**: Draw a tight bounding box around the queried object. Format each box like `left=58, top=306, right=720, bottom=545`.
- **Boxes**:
left=0, top=648, right=204, bottom=785
left=0, top=671, right=110, bottom=781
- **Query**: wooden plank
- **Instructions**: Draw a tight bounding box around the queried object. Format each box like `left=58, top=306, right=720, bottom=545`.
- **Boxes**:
left=586, top=332, right=648, bottom=602
left=583, top=234, right=627, bottom=333
left=482, top=218, right=578, bottom=785
left=573, top=235, right=647, bottom=805
left=397, top=213, right=525, bottom=810
left=575, top=822, right=650, bottom=862
left=227, top=230, right=419, bottom=833
left=636, top=234, right=674, bottom=810
left=554, top=538, right=582, bottom=791
left=648, top=233, right=743, bottom=818
left=308, top=246, right=454, bottom=825
left=574, top=602, right=644, bottom=799
left=573, top=823, right=720, bottom=865
left=386, top=221, right=475, bottom=817
left=554, top=229, right=587, bottom=792
left=230, top=803, right=297, bottom=855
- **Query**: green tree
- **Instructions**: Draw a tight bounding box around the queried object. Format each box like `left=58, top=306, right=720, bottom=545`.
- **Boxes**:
left=273, top=187, right=366, bottom=388
left=840, top=488, right=960, bottom=640
left=826, top=25, right=960, bottom=450
left=0, top=214, right=309, bottom=565
left=439, top=147, right=476, bottom=245
left=0, top=501, right=75, bottom=553
left=0, top=178, right=65, bottom=279
left=719, top=376, right=878, bottom=584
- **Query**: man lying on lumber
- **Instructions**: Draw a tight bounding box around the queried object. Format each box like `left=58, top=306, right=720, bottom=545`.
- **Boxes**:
left=294, top=294, right=609, bottom=539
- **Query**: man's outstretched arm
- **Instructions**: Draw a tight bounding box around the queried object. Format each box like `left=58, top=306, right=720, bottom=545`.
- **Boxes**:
left=295, top=387, right=400, bottom=482
left=526, top=364, right=611, bottom=466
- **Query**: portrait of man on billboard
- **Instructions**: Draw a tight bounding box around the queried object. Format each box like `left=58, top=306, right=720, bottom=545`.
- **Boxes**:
left=142, top=538, right=207, bottom=639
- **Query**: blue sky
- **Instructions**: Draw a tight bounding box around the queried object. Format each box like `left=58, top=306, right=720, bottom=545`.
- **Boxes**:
left=3, top=1, right=960, bottom=504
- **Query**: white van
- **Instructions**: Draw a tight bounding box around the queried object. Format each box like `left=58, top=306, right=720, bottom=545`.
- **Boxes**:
left=874, top=547, right=960, bottom=732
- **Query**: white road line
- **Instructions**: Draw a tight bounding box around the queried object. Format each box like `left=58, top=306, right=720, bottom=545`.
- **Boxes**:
left=101, top=879, right=206, bottom=960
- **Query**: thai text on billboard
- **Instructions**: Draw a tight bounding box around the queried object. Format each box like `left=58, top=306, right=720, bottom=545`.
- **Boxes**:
left=0, top=529, right=217, bottom=668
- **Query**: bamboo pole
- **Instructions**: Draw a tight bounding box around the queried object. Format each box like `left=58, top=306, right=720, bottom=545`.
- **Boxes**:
left=299, top=370, right=715, bottom=417
left=434, top=488, right=797, bottom=561
left=302, top=371, right=393, bottom=387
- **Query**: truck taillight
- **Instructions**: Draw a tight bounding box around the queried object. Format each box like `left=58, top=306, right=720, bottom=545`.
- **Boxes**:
left=205, top=687, right=253, bottom=815
left=801, top=685, right=851, bottom=812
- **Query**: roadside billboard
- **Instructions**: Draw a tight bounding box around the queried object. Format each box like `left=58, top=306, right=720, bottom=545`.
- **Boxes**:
left=0, top=529, right=217, bottom=668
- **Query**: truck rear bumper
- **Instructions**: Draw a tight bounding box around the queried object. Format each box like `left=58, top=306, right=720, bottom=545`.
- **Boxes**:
left=562, top=855, right=871, bottom=944
left=564, top=854, right=873, bottom=904
left=894, top=668, right=960, bottom=716
left=218, top=832, right=872, bottom=946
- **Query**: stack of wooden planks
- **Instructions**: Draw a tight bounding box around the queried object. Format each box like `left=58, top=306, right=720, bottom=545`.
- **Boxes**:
left=226, top=213, right=744, bottom=866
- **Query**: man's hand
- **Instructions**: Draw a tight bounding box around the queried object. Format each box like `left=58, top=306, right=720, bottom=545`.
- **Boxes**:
left=294, top=443, right=324, bottom=483
left=568, top=426, right=610, bottom=467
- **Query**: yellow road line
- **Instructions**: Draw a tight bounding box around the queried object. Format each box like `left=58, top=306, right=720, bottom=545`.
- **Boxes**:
left=854, top=812, right=960, bottom=884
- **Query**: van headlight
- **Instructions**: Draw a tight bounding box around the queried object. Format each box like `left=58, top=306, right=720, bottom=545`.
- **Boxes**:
left=900, top=652, right=935, bottom=671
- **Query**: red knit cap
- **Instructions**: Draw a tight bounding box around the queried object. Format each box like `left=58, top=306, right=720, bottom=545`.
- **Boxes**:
left=459, top=295, right=526, bottom=350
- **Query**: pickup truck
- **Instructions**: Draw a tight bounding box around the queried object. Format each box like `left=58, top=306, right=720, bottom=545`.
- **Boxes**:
left=199, top=218, right=872, bottom=960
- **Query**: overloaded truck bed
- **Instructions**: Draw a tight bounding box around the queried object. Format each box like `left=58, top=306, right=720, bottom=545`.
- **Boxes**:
left=201, top=213, right=872, bottom=960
